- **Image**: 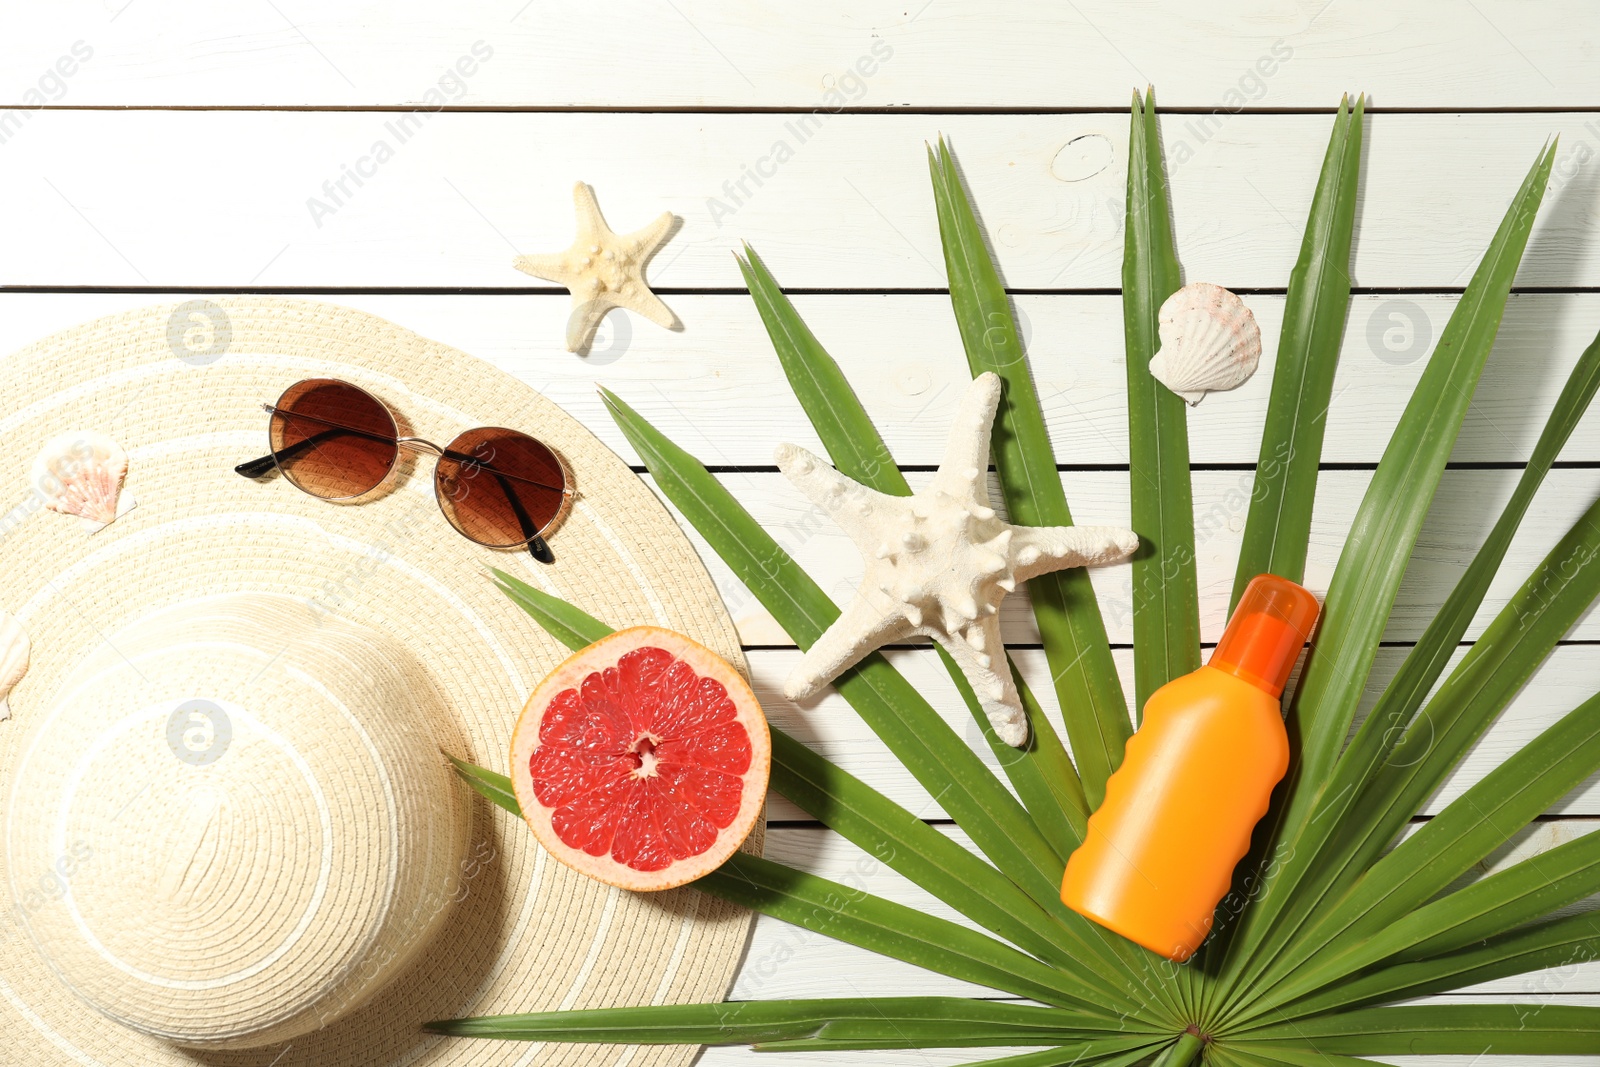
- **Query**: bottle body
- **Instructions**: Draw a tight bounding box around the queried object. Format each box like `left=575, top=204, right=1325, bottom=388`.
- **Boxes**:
left=1060, top=666, right=1288, bottom=962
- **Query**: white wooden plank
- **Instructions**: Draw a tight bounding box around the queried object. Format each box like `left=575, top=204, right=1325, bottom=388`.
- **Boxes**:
left=734, top=822, right=1600, bottom=1003
left=11, top=1, right=1600, bottom=109
left=656, top=470, right=1600, bottom=648
left=2, top=112, right=1597, bottom=288
left=757, top=645, right=1600, bottom=823
left=5, top=291, right=1599, bottom=467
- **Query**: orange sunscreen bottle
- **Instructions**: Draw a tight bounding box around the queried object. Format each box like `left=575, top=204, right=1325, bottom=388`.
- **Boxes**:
left=1060, top=574, right=1320, bottom=962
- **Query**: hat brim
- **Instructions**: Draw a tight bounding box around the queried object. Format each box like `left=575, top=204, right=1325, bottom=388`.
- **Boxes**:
left=0, top=298, right=759, bottom=1067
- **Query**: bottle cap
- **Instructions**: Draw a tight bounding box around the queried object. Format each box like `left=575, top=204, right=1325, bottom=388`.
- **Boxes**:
left=1209, top=574, right=1321, bottom=698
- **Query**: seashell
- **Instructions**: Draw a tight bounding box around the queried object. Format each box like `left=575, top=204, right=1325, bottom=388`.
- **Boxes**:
left=1149, top=282, right=1263, bottom=406
left=0, top=611, right=28, bottom=722
left=30, top=431, right=138, bottom=533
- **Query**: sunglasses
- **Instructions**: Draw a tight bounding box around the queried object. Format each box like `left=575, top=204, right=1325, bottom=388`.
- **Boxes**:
left=235, top=378, right=572, bottom=564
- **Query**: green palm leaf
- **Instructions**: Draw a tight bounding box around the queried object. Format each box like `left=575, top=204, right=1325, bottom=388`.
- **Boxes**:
left=1243, top=730, right=1600, bottom=1017
left=946, top=1046, right=1168, bottom=1067
left=736, top=242, right=1089, bottom=856
left=735, top=243, right=900, bottom=490
left=1284, top=139, right=1556, bottom=799
left=1244, top=1004, right=1600, bottom=1055
left=1387, top=681, right=1600, bottom=883
left=927, top=135, right=1132, bottom=810
left=1206, top=96, right=1366, bottom=992
left=1120, top=87, right=1200, bottom=716
left=767, top=727, right=1140, bottom=1001
left=1291, top=686, right=1600, bottom=968
left=1230, top=94, right=1364, bottom=606
left=1213, top=1048, right=1394, bottom=1067
left=1375, top=819, right=1600, bottom=961
left=445, top=754, right=519, bottom=814
left=703, top=853, right=1143, bottom=1017
left=927, top=131, right=1194, bottom=1022
left=489, top=567, right=612, bottom=647
left=1149, top=1033, right=1207, bottom=1067
left=1276, top=910, right=1600, bottom=1017
left=427, top=998, right=1141, bottom=1047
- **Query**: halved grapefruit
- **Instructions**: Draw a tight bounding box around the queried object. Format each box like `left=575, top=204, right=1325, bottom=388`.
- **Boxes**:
left=509, top=626, right=770, bottom=891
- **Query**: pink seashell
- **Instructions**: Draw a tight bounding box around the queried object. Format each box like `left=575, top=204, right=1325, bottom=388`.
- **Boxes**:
left=0, top=611, right=26, bottom=722
left=30, top=431, right=138, bottom=533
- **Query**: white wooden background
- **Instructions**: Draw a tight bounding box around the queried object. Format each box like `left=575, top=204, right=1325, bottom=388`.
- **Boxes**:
left=6, top=3, right=1600, bottom=1064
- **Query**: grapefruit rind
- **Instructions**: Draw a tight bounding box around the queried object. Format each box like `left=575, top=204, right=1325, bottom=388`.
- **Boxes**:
left=509, top=626, right=770, bottom=892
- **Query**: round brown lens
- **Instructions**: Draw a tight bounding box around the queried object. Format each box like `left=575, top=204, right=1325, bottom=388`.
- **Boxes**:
left=269, top=379, right=399, bottom=500
left=434, top=428, right=566, bottom=548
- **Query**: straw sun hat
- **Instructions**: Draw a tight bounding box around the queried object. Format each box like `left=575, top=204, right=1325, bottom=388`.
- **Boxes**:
left=0, top=298, right=758, bottom=1066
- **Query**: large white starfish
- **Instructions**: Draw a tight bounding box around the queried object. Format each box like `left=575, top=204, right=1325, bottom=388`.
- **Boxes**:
left=775, top=372, right=1138, bottom=747
left=514, top=182, right=679, bottom=354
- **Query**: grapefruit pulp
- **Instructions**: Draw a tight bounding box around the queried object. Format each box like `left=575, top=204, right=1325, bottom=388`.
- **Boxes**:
left=509, top=626, right=770, bottom=891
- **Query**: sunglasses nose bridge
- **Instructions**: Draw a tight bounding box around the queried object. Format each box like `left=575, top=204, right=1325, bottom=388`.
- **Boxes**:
left=396, top=436, right=446, bottom=458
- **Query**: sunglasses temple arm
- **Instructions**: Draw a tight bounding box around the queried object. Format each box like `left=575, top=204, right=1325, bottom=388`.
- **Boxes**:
left=525, top=534, right=555, bottom=565
left=489, top=469, right=555, bottom=566
left=442, top=448, right=565, bottom=494
left=235, top=453, right=280, bottom=478
left=234, top=427, right=371, bottom=479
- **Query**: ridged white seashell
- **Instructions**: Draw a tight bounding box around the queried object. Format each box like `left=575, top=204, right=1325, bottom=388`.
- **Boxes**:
left=30, top=431, right=138, bottom=533
left=1149, top=282, right=1263, bottom=406
left=0, top=611, right=28, bottom=722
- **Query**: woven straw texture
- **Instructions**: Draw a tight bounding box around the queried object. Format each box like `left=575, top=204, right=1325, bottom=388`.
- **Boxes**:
left=0, top=298, right=758, bottom=1067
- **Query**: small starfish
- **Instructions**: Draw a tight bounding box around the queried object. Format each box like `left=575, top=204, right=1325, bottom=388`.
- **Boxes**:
left=775, top=372, right=1138, bottom=747
left=514, top=182, right=679, bottom=354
